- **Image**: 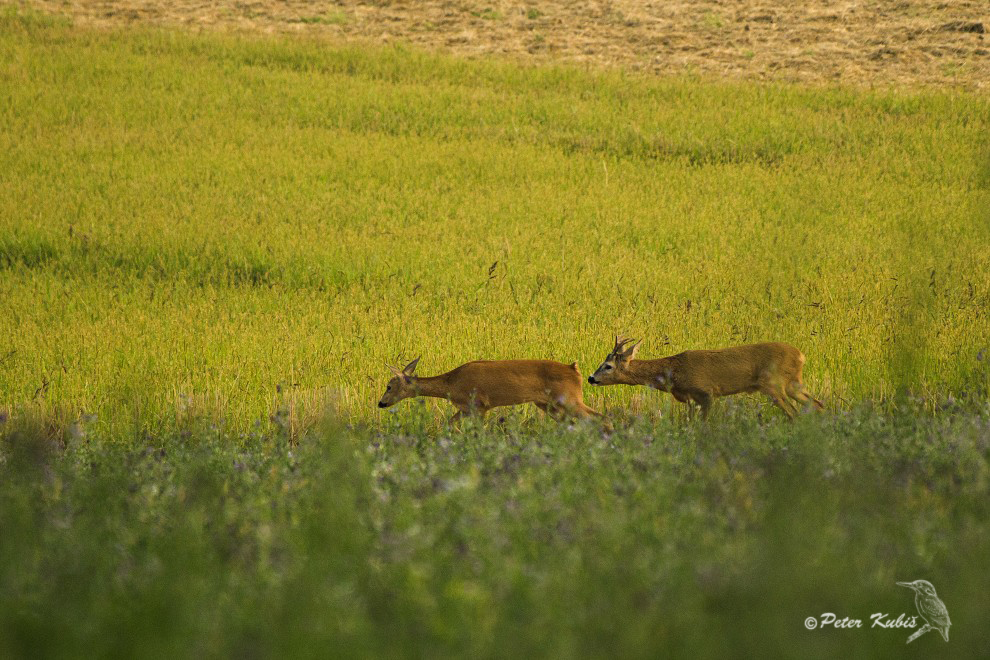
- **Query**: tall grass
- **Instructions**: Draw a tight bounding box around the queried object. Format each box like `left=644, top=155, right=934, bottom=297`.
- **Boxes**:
left=1, top=8, right=988, bottom=436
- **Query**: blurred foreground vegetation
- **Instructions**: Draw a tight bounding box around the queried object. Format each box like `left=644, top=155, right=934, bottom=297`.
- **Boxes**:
left=2, top=406, right=990, bottom=657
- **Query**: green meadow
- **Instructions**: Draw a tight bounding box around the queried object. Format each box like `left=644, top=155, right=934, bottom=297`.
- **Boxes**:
left=2, top=10, right=988, bottom=433
left=1, top=8, right=989, bottom=657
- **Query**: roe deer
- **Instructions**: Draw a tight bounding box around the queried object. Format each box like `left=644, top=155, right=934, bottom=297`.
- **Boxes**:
left=378, top=357, right=601, bottom=423
left=588, top=336, right=824, bottom=419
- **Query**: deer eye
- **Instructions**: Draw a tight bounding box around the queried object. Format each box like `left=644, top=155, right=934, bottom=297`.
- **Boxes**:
left=604, top=364, right=613, bottom=371
left=386, top=385, right=391, bottom=391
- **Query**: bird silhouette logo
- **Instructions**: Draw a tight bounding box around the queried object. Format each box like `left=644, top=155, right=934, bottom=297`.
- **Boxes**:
left=896, top=580, right=951, bottom=643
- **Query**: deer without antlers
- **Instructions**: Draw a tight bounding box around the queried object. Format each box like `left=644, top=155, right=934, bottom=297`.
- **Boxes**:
left=378, top=357, right=601, bottom=423
left=588, top=336, right=824, bottom=419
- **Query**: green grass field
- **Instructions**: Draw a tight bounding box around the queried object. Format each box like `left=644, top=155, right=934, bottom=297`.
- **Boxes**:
left=2, top=10, right=989, bottom=434
left=1, top=8, right=990, bottom=658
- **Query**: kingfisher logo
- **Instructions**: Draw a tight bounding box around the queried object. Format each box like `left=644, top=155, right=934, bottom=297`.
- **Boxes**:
left=896, top=580, right=950, bottom=644
left=802, top=579, right=950, bottom=644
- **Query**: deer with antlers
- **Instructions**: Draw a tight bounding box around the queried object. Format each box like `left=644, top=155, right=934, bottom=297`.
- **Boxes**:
left=378, top=357, right=602, bottom=423
left=588, top=336, right=824, bottom=419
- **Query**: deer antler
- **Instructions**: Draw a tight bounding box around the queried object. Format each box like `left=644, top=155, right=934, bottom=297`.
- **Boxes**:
left=613, top=335, right=634, bottom=354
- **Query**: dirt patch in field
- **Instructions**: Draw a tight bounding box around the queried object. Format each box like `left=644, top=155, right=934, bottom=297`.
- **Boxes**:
left=19, top=1, right=990, bottom=88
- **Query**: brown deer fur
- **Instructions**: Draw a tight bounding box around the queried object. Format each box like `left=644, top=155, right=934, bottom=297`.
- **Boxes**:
left=378, top=357, right=601, bottom=423
left=588, top=337, right=824, bottom=419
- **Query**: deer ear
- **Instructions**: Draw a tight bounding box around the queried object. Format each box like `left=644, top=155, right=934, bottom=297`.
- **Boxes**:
left=386, top=363, right=404, bottom=378
left=403, top=356, right=420, bottom=376
left=627, top=340, right=642, bottom=360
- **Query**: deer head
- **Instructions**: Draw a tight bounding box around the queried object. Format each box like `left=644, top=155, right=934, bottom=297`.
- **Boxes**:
left=377, top=357, right=420, bottom=408
left=588, top=335, right=641, bottom=385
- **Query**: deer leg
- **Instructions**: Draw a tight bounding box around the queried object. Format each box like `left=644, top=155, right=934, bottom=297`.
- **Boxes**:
left=672, top=390, right=693, bottom=420
left=765, top=388, right=797, bottom=419
left=558, top=392, right=603, bottom=420
left=694, top=392, right=713, bottom=420
left=786, top=381, right=824, bottom=411
left=450, top=404, right=487, bottom=424
left=534, top=402, right=564, bottom=421
left=573, top=402, right=602, bottom=419
left=758, top=371, right=798, bottom=419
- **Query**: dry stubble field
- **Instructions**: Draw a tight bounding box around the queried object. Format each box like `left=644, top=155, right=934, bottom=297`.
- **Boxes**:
left=26, top=0, right=990, bottom=88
